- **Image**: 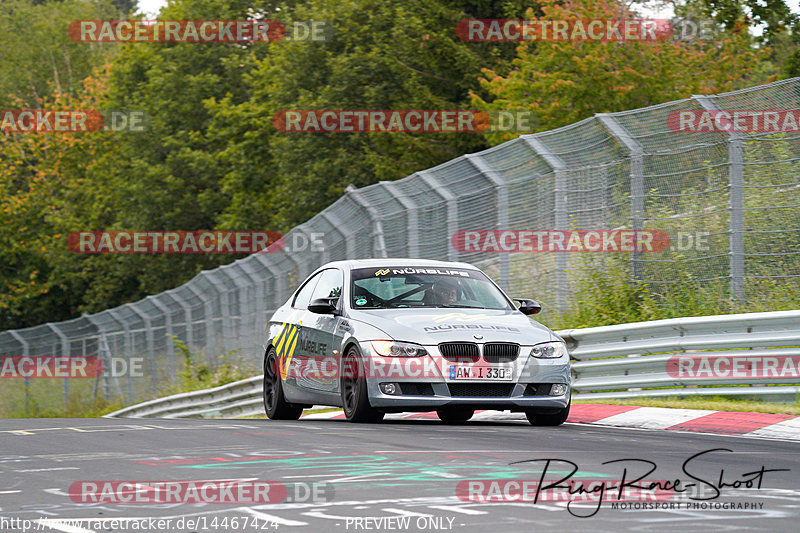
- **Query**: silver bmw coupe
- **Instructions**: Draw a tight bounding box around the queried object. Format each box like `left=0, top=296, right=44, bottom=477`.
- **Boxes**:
left=263, top=259, right=571, bottom=425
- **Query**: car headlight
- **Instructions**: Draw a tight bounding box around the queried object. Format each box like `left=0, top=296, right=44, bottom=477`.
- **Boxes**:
left=371, top=340, right=428, bottom=357
left=530, top=341, right=568, bottom=359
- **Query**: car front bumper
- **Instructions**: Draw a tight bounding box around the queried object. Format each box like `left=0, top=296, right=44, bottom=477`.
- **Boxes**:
left=358, top=341, right=571, bottom=410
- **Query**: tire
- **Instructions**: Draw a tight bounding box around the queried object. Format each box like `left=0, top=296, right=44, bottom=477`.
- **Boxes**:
left=436, top=407, right=475, bottom=424
left=525, top=401, right=570, bottom=426
left=341, top=347, right=384, bottom=423
left=263, top=347, right=303, bottom=420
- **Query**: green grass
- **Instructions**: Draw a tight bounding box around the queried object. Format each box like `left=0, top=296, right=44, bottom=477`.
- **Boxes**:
left=0, top=339, right=254, bottom=418
left=574, top=396, right=800, bottom=416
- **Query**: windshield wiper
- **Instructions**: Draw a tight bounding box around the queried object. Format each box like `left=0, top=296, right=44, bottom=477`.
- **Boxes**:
left=439, top=304, right=483, bottom=309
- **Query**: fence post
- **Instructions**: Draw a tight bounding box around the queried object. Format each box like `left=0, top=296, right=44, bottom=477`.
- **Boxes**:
left=222, top=263, right=262, bottom=362
left=345, top=185, right=389, bottom=258
left=9, top=331, right=30, bottom=415
left=45, top=324, right=70, bottom=410
left=381, top=181, right=420, bottom=258
left=695, top=95, right=745, bottom=302
left=200, top=272, right=232, bottom=367
left=464, top=154, right=510, bottom=292
left=82, top=314, right=123, bottom=401
left=287, top=224, right=318, bottom=280
left=185, top=283, right=216, bottom=369
left=237, top=259, right=271, bottom=363
left=107, top=309, right=133, bottom=402
left=522, top=136, right=569, bottom=312
left=167, top=290, right=194, bottom=353
left=415, top=170, right=458, bottom=262
left=596, top=114, right=645, bottom=281
left=320, top=211, right=356, bottom=258
left=126, top=304, right=157, bottom=393
left=147, top=295, right=176, bottom=384
left=251, top=253, right=288, bottom=310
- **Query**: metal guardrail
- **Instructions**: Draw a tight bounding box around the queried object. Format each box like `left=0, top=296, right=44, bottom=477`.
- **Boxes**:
left=106, top=310, right=800, bottom=418
left=105, top=376, right=264, bottom=419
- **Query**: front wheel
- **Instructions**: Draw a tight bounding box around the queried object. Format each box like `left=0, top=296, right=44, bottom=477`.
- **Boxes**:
left=436, top=407, right=474, bottom=424
left=525, top=401, right=570, bottom=426
left=341, top=348, right=384, bottom=423
left=263, top=348, right=303, bottom=420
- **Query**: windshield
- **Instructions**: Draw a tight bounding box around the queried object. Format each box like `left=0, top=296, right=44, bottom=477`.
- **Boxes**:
left=350, top=266, right=513, bottom=310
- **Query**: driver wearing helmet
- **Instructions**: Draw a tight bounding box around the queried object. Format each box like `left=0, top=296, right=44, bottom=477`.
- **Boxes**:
left=430, top=279, right=458, bottom=306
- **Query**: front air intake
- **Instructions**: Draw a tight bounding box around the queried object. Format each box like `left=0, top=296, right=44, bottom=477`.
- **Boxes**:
left=438, top=342, right=480, bottom=363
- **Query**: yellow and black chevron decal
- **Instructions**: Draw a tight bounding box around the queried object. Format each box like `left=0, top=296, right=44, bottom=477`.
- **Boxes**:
left=274, top=323, right=301, bottom=380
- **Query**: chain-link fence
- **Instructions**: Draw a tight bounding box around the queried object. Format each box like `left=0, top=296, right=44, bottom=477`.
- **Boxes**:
left=2, top=78, right=799, bottom=412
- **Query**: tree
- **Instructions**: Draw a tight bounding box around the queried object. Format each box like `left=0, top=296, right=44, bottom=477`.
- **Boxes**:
left=0, top=0, right=119, bottom=108
left=472, top=0, right=769, bottom=144
left=684, top=0, right=800, bottom=45
left=211, top=0, right=522, bottom=231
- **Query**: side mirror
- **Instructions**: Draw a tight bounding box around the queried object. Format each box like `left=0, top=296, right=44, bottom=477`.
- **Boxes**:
left=514, top=298, right=542, bottom=315
left=308, top=298, right=338, bottom=315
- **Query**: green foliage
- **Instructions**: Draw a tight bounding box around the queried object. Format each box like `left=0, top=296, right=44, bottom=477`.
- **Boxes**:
left=210, top=0, right=517, bottom=231
left=172, top=335, right=250, bottom=392
left=683, top=0, right=800, bottom=45
left=0, top=0, right=120, bottom=108
left=473, top=0, right=770, bottom=143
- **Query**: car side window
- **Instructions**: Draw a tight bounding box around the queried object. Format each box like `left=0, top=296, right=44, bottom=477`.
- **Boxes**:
left=310, top=269, right=343, bottom=304
left=293, top=272, right=323, bottom=309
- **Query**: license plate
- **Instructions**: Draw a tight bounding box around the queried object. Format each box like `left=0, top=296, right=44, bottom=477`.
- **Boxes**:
left=448, top=365, right=513, bottom=381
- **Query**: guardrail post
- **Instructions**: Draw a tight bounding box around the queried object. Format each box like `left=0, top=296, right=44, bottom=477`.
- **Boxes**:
left=465, top=154, right=511, bottom=291
left=345, top=185, right=389, bottom=258
left=596, top=114, right=645, bottom=281
left=381, top=181, right=420, bottom=258
left=9, top=331, right=30, bottom=415
left=695, top=95, right=745, bottom=302
left=415, top=170, right=458, bottom=262
left=522, top=136, right=569, bottom=312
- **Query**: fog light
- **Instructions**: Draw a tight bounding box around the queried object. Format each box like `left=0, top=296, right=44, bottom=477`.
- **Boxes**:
left=550, top=384, right=568, bottom=396
left=380, top=383, right=400, bottom=395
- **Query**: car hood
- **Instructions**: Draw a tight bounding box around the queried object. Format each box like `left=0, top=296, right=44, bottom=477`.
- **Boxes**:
left=348, top=308, right=556, bottom=345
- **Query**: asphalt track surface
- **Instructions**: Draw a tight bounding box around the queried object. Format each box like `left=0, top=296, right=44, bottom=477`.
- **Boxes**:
left=0, top=417, right=798, bottom=532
